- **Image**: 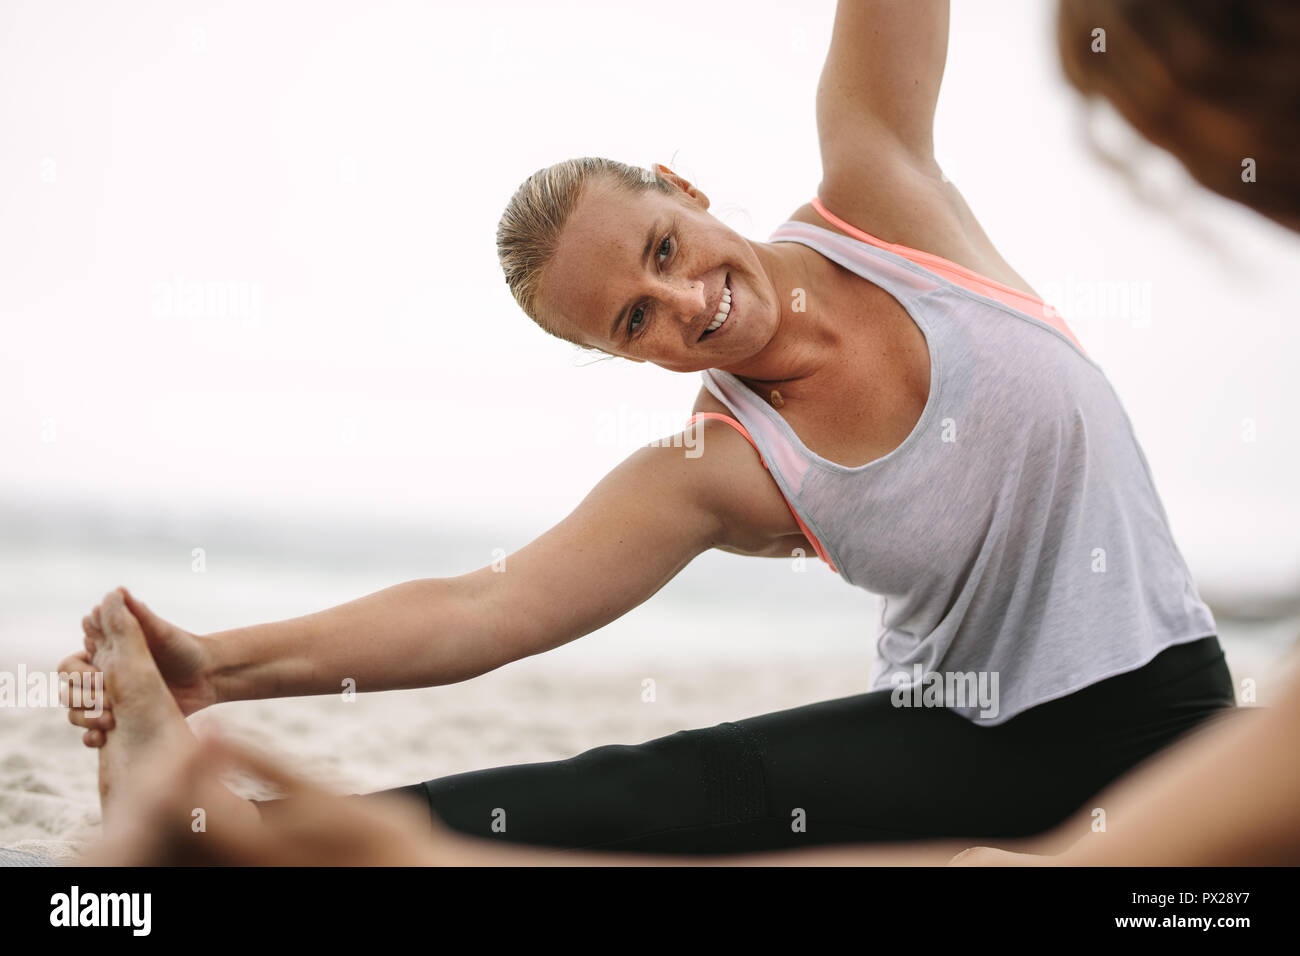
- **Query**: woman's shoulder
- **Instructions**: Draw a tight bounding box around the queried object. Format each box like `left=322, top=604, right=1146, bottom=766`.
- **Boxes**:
left=803, top=153, right=964, bottom=246
left=782, top=179, right=969, bottom=265
left=781, top=177, right=1039, bottom=301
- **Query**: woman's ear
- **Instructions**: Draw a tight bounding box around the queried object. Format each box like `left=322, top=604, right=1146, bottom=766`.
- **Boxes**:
left=653, top=163, right=710, bottom=210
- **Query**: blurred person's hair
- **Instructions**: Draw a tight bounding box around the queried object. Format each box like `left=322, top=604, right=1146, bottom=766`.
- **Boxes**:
left=1057, top=0, right=1300, bottom=231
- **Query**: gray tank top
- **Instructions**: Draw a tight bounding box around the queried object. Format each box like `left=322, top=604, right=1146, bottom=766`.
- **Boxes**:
left=700, top=219, right=1217, bottom=725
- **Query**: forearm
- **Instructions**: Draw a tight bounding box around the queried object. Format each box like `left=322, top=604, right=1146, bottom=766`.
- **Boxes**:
left=205, top=573, right=505, bottom=704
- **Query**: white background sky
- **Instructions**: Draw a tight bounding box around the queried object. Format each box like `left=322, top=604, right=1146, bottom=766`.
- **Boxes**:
left=4, top=0, right=1299, bottom=590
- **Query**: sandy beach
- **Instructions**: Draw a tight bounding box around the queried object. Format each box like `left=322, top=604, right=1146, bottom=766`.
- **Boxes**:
left=0, top=644, right=884, bottom=862
left=2, top=491, right=1295, bottom=864
left=3, top=626, right=1293, bottom=863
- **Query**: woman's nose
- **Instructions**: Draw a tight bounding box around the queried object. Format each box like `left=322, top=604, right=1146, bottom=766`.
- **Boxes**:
left=665, top=279, right=705, bottom=324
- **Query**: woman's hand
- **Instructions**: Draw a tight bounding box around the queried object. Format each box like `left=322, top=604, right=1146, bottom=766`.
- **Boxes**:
left=61, top=587, right=220, bottom=747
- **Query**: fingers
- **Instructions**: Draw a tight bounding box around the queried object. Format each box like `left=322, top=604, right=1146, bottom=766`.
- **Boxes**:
left=81, top=614, right=104, bottom=657
left=58, top=649, right=94, bottom=674
left=68, top=707, right=114, bottom=733
left=58, top=650, right=113, bottom=736
left=65, top=590, right=132, bottom=748
left=69, top=586, right=148, bottom=749
left=67, top=706, right=114, bottom=731
left=120, top=586, right=152, bottom=624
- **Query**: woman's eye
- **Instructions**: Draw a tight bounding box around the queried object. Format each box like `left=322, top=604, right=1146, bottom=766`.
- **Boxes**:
left=627, top=235, right=670, bottom=338
left=656, top=235, right=672, bottom=263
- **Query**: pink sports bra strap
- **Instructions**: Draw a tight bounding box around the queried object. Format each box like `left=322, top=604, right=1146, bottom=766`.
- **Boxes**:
left=683, top=412, right=838, bottom=573
left=684, top=412, right=768, bottom=468
left=808, top=196, right=1085, bottom=352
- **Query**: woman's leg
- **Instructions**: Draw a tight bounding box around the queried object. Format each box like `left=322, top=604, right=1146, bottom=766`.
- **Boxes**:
left=370, top=636, right=1237, bottom=855
left=379, top=693, right=1004, bottom=853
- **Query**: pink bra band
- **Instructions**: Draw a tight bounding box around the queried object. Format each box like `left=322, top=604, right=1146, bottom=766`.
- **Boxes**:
left=809, top=196, right=1084, bottom=351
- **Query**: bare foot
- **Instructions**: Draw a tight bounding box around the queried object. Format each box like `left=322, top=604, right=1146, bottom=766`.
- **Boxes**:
left=88, top=588, right=260, bottom=839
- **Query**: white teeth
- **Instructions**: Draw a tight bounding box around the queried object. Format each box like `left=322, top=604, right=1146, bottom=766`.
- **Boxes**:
left=705, top=284, right=732, bottom=334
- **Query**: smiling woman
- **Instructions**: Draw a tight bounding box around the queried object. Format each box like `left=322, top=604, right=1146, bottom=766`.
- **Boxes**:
left=71, top=0, right=1236, bottom=858
left=499, top=159, right=794, bottom=373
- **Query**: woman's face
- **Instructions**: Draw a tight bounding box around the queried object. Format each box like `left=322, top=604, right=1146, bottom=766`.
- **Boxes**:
left=538, top=173, right=782, bottom=373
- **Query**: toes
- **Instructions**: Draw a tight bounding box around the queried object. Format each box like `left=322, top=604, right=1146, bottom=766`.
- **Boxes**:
left=100, top=589, right=144, bottom=641
left=121, top=587, right=150, bottom=621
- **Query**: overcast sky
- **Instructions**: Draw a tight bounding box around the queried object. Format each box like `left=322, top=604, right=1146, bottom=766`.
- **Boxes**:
left=4, top=0, right=1299, bottom=589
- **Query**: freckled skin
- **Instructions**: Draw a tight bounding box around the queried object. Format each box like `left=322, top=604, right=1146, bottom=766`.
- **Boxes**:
left=538, top=169, right=941, bottom=468
left=538, top=169, right=848, bottom=387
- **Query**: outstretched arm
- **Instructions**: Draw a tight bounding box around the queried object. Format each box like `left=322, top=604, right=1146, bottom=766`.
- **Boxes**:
left=199, top=440, right=730, bottom=702
left=66, top=416, right=798, bottom=733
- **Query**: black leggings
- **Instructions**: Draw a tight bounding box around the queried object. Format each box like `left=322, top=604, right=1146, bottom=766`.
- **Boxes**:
left=371, top=636, right=1236, bottom=854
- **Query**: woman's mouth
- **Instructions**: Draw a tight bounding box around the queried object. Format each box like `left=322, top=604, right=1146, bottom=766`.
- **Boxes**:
left=700, top=275, right=733, bottom=340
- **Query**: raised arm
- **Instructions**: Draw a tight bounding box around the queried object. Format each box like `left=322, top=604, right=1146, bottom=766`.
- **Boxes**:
left=811, top=1, right=956, bottom=253
left=806, top=1, right=1039, bottom=295
left=817, top=0, right=950, bottom=169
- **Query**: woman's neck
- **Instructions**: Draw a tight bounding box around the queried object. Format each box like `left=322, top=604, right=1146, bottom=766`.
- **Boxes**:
left=722, top=239, right=858, bottom=406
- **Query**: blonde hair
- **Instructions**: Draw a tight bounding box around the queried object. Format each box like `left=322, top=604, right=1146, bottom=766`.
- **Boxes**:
left=496, top=158, right=675, bottom=347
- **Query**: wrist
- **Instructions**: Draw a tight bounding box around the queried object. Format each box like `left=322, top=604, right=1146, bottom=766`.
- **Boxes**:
left=199, top=630, right=247, bottom=705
